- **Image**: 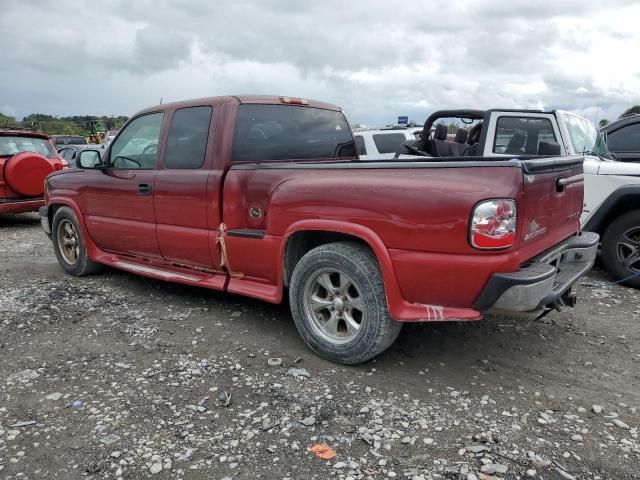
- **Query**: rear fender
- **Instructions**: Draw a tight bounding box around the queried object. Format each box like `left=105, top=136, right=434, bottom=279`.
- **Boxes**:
left=281, top=219, right=460, bottom=321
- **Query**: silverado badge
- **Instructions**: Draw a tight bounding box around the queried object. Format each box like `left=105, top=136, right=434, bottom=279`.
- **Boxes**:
left=524, top=220, right=547, bottom=241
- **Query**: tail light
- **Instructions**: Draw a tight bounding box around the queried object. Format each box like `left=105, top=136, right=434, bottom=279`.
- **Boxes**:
left=470, top=199, right=516, bottom=250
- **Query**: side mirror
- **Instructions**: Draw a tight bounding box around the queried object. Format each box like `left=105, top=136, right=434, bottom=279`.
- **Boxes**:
left=78, top=149, right=104, bottom=169
left=609, top=152, right=618, bottom=161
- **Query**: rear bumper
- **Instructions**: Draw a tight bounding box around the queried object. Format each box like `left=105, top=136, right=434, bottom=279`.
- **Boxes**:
left=474, top=231, right=599, bottom=315
left=0, top=198, right=44, bottom=214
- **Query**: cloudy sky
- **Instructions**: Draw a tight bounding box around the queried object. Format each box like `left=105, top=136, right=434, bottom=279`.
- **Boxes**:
left=1, top=0, right=640, bottom=126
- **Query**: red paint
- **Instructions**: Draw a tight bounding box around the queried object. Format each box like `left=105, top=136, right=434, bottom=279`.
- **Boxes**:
left=3, top=152, right=54, bottom=196
left=43, top=96, right=584, bottom=322
left=81, top=169, right=162, bottom=259
left=0, top=129, right=64, bottom=213
left=0, top=199, right=45, bottom=214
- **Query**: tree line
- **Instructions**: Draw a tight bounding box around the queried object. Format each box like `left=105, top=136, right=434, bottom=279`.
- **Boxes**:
left=599, top=106, right=640, bottom=127
left=2, top=105, right=640, bottom=136
left=0, top=113, right=129, bottom=137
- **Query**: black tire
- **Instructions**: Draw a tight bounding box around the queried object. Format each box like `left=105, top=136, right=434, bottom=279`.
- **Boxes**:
left=600, top=210, right=640, bottom=288
left=52, top=206, right=103, bottom=276
left=289, top=241, right=402, bottom=364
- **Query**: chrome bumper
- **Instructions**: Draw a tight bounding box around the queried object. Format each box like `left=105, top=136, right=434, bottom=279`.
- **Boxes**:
left=474, top=231, right=599, bottom=315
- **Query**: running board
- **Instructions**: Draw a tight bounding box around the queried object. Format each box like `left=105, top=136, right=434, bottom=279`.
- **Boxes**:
left=95, top=253, right=227, bottom=292
left=112, top=261, right=202, bottom=282
left=92, top=252, right=282, bottom=304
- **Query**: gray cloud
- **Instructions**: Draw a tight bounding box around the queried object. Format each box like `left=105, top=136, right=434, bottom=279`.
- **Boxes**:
left=1, top=0, right=639, bottom=125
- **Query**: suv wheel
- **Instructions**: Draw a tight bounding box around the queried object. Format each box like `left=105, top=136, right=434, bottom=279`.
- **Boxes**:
left=601, top=210, right=640, bottom=288
left=52, top=206, right=102, bottom=276
left=289, top=241, right=402, bottom=364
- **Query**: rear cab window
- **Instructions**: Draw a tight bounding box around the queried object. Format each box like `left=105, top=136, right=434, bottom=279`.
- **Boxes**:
left=52, top=136, right=87, bottom=146
left=372, top=133, right=406, bottom=154
left=493, top=116, right=557, bottom=155
left=232, top=104, right=356, bottom=161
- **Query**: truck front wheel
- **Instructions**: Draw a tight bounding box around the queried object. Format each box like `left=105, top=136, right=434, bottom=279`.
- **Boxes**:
left=601, top=210, right=640, bottom=288
left=52, top=206, right=103, bottom=277
left=289, top=241, right=402, bottom=364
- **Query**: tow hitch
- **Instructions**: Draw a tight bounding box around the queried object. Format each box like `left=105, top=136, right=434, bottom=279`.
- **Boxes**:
left=553, top=289, right=577, bottom=311
left=534, top=289, right=577, bottom=320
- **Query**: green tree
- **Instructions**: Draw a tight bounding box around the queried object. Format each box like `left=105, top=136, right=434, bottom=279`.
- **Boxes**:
left=599, top=119, right=610, bottom=128
left=0, top=113, right=20, bottom=128
left=620, top=106, right=640, bottom=118
left=447, top=121, right=461, bottom=134
left=1, top=112, right=129, bottom=135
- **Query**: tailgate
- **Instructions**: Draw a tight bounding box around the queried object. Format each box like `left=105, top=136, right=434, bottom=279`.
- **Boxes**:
left=518, top=156, right=584, bottom=262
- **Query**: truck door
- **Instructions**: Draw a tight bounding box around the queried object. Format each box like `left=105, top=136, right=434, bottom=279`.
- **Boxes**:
left=82, top=112, right=164, bottom=259
left=154, top=105, right=223, bottom=270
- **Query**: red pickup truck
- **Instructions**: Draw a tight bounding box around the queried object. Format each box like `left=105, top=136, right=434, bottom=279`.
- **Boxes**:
left=39, top=96, right=598, bottom=364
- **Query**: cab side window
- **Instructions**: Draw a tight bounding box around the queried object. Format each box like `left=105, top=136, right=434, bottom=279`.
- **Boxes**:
left=607, top=123, right=640, bottom=152
left=373, top=133, right=407, bottom=154
left=493, top=117, right=557, bottom=155
left=355, top=135, right=367, bottom=155
left=164, top=106, right=213, bottom=169
left=109, top=112, right=164, bottom=169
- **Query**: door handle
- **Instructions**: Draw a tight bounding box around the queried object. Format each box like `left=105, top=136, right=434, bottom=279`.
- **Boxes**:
left=138, top=183, right=153, bottom=195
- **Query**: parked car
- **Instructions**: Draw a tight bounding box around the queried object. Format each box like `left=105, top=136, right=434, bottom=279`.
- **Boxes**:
left=0, top=128, right=66, bottom=214
left=50, top=135, right=88, bottom=147
left=571, top=114, right=640, bottom=288
left=398, top=109, right=639, bottom=287
left=57, top=144, right=99, bottom=167
left=103, top=130, right=119, bottom=148
left=354, top=127, right=422, bottom=160
left=39, top=95, right=596, bottom=364
left=600, top=114, right=640, bottom=162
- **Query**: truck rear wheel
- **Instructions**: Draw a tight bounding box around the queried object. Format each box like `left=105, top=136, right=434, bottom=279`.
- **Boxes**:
left=601, top=210, right=640, bottom=288
left=289, top=241, right=402, bottom=364
left=52, top=206, right=103, bottom=277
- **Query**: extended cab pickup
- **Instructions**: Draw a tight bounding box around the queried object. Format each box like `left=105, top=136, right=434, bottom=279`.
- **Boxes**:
left=39, top=97, right=597, bottom=364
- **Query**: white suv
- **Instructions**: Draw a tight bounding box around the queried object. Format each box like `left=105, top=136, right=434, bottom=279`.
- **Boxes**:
left=394, top=108, right=640, bottom=288
left=354, top=127, right=422, bottom=160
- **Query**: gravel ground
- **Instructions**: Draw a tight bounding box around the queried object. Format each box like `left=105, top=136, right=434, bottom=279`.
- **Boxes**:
left=0, top=212, right=638, bottom=480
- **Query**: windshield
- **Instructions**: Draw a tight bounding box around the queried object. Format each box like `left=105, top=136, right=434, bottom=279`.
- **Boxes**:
left=562, top=113, right=612, bottom=159
left=0, top=136, right=57, bottom=159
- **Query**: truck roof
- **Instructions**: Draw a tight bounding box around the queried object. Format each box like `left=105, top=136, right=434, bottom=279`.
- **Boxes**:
left=136, top=95, right=342, bottom=116
left=600, top=113, right=640, bottom=131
